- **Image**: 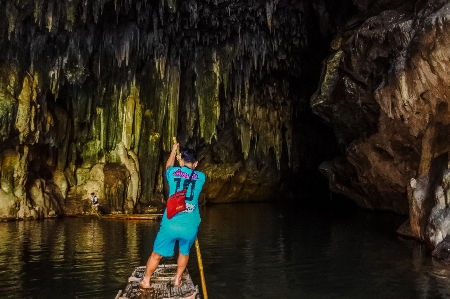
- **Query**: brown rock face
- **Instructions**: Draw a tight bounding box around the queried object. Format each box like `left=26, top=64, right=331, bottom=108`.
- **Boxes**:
left=313, top=0, right=450, bottom=245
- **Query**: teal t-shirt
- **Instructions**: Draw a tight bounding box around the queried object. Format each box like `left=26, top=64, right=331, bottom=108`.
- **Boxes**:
left=162, top=166, right=206, bottom=226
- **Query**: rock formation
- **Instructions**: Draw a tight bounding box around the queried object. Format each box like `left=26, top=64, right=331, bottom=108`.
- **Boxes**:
left=0, top=0, right=341, bottom=219
left=313, top=0, right=450, bottom=253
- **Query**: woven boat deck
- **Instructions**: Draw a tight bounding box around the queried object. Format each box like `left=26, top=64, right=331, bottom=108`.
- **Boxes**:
left=115, top=264, right=199, bottom=299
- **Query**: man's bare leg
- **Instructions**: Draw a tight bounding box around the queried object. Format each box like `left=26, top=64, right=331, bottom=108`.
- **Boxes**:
left=140, top=251, right=162, bottom=288
left=174, top=252, right=189, bottom=286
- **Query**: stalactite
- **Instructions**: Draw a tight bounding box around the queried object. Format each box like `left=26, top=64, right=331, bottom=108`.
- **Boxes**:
left=218, top=43, right=236, bottom=102
left=65, top=0, right=77, bottom=31
left=159, top=0, right=164, bottom=26
left=45, top=1, right=54, bottom=31
left=195, top=47, right=220, bottom=143
left=0, top=63, right=17, bottom=142
left=122, top=83, right=140, bottom=149
left=5, top=1, right=18, bottom=41
left=231, top=75, right=293, bottom=169
left=166, top=0, right=177, bottom=13
left=132, top=104, right=142, bottom=154
left=33, top=0, right=43, bottom=25
left=265, top=0, right=273, bottom=33
left=188, top=0, right=198, bottom=27
left=103, top=87, right=120, bottom=151
left=93, top=0, right=101, bottom=24
left=163, top=57, right=181, bottom=151
left=15, top=73, right=39, bottom=144
left=81, top=0, right=88, bottom=24
left=113, top=23, right=139, bottom=67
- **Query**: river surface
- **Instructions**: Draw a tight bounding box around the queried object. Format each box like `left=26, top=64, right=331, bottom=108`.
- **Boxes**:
left=1, top=201, right=450, bottom=299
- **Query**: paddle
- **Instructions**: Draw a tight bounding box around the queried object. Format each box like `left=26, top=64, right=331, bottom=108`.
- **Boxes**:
left=173, top=137, right=208, bottom=299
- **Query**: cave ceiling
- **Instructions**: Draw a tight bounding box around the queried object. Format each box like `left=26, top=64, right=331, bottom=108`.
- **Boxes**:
left=0, top=0, right=345, bottom=160
left=1, top=0, right=314, bottom=99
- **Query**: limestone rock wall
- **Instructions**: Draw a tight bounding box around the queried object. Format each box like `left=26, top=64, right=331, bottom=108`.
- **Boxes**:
left=0, top=0, right=344, bottom=219
left=312, top=0, right=450, bottom=248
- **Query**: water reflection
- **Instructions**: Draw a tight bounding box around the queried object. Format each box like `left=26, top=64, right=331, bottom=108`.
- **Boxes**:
left=0, top=218, right=159, bottom=298
left=0, top=204, right=450, bottom=299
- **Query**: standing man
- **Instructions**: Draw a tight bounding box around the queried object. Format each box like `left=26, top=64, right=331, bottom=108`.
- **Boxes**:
left=140, top=143, right=206, bottom=288
left=91, top=192, right=99, bottom=214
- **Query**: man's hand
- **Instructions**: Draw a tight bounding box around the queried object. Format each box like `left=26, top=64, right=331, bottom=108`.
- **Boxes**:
left=171, top=143, right=179, bottom=154
left=166, top=142, right=180, bottom=170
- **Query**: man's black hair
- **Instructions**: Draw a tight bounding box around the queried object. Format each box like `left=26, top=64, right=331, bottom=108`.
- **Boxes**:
left=181, top=148, right=197, bottom=162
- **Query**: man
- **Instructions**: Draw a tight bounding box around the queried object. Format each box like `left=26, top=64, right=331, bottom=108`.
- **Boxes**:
left=90, top=192, right=99, bottom=214
left=140, top=143, right=206, bottom=288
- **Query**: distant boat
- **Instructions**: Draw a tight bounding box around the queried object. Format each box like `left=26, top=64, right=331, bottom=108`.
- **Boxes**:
left=71, top=213, right=163, bottom=220
left=115, top=264, right=200, bottom=299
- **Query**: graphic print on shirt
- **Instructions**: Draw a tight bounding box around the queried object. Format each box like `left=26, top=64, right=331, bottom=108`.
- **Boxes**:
left=170, top=168, right=203, bottom=214
left=173, top=169, right=198, bottom=209
left=173, top=177, right=196, bottom=202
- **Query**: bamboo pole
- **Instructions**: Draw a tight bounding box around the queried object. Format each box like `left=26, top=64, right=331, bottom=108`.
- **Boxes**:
left=195, top=238, right=208, bottom=299
left=173, top=137, right=208, bottom=299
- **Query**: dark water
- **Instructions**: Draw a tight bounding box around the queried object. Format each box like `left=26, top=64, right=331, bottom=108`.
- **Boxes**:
left=1, top=201, right=450, bottom=299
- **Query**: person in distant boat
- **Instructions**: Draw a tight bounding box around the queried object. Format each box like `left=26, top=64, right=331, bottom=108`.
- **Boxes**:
left=140, top=144, right=206, bottom=289
left=91, top=192, right=99, bottom=214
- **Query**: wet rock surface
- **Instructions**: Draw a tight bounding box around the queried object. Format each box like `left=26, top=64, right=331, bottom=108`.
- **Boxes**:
left=432, top=235, right=450, bottom=265
left=313, top=0, right=450, bottom=249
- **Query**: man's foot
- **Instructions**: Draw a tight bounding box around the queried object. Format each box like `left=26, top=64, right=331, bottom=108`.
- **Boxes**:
left=173, top=276, right=183, bottom=287
left=139, top=278, right=151, bottom=289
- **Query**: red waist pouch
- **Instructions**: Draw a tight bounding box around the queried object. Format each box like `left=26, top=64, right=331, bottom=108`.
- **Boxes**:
left=166, top=189, right=187, bottom=219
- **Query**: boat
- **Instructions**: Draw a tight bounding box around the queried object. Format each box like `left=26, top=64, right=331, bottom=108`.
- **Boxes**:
left=99, top=213, right=163, bottom=220
left=115, top=264, right=200, bottom=299
left=70, top=213, right=163, bottom=220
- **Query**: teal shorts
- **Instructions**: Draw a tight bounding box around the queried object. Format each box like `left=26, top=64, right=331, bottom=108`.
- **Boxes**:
left=153, top=222, right=198, bottom=257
